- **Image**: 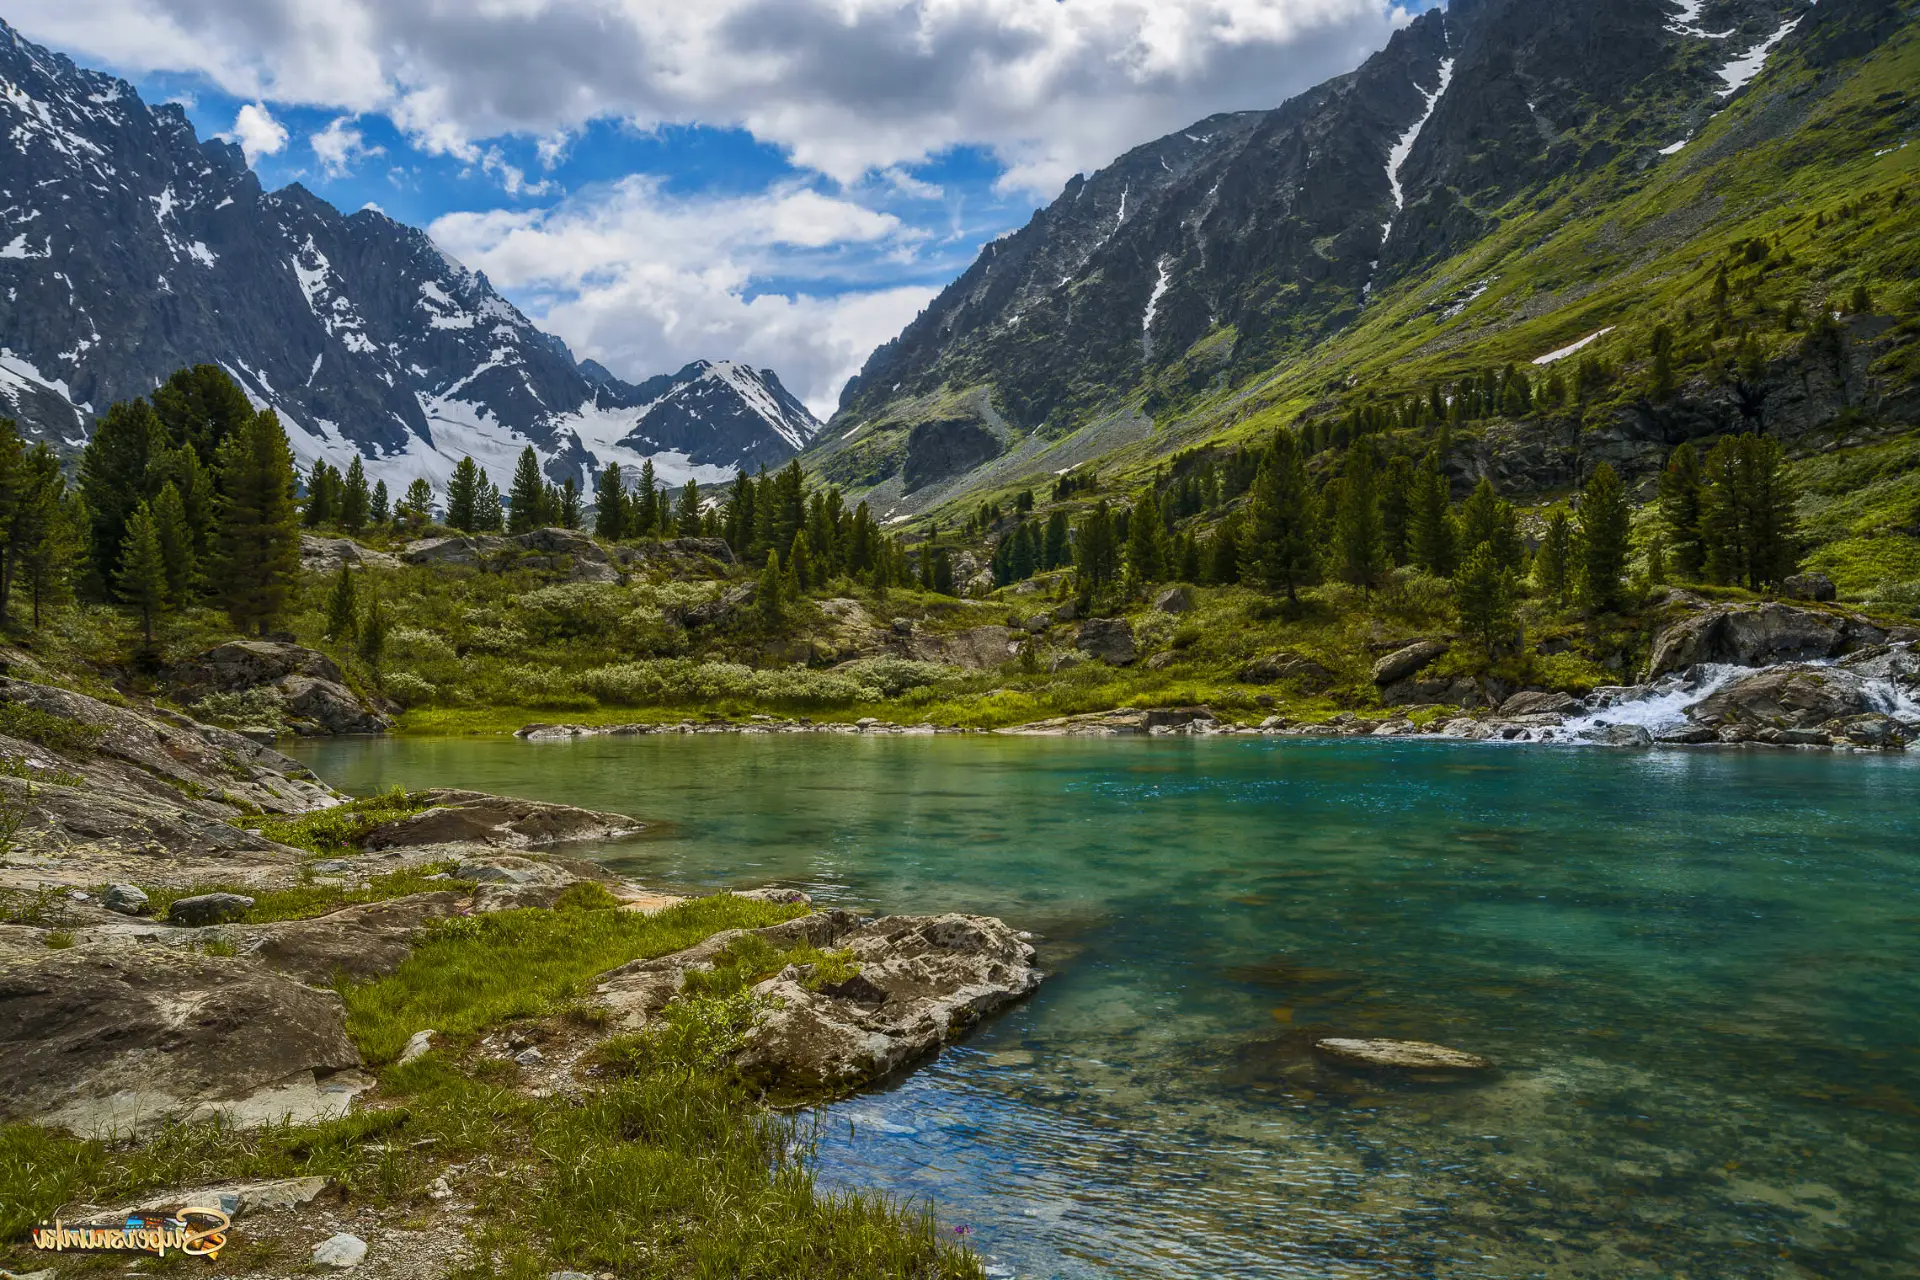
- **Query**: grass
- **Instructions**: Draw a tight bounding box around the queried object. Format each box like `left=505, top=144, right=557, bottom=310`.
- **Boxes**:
left=0, top=700, right=104, bottom=755
left=246, top=786, right=436, bottom=852
left=132, top=863, right=475, bottom=926
left=343, top=892, right=810, bottom=1063
left=0, top=890, right=980, bottom=1280
left=681, top=931, right=863, bottom=999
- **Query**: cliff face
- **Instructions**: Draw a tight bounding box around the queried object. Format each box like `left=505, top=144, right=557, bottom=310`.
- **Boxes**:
left=809, top=0, right=1920, bottom=516
left=0, top=19, right=819, bottom=491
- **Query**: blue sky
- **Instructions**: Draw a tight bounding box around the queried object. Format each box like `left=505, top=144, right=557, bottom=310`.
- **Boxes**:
left=12, top=0, right=1432, bottom=416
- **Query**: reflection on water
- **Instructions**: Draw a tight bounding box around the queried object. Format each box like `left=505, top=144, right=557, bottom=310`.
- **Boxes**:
left=292, top=734, right=1920, bottom=1278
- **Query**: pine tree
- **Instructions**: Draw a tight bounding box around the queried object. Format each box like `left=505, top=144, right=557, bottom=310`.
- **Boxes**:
left=594, top=463, right=626, bottom=540
left=477, top=480, right=504, bottom=532
left=325, top=561, right=359, bottom=644
left=1334, top=441, right=1387, bottom=595
left=786, top=530, right=813, bottom=594
left=678, top=480, right=703, bottom=538
left=1579, top=462, right=1631, bottom=611
left=370, top=479, right=391, bottom=526
left=508, top=447, right=545, bottom=534
left=79, top=397, right=167, bottom=594
left=1125, top=490, right=1167, bottom=586
left=931, top=547, right=955, bottom=596
left=1701, top=433, right=1798, bottom=589
left=151, top=442, right=214, bottom=570
left=559, top=478, right=582, bottom=530
left=446, top=458, right=480, bottom=532
left=304, top=459, right=337, bottom=528
left=401, top=478, right=434, bottom=528
left=1074, top=501, right=1119, bottom=592
left=1533, top=510, right=1575, bottom=609
left=116, top=501, right=170, bottom=647
left=358, top=591, right=389, bottom=670
left=1454, top=545, right=1519, bottom=665
left=1381, top=455, right=1414, bottom=566
left=1207, top=514, right=1243, bottom=585
left=1042, top=510, right=1070, bottom=570
left=1649, top=324, right=1677, bottom=403
left=1658, top=442, right=1706, bottom=579
left=214, top=410, right=302, bottom=635
left=0, top=421, right=25, bottom=617
left=758, top=551, right=784, bottom=625
left=340, top=456, right=371, bottom=532
left=1411, top=451, right=1458, bottom=576
left=150, top=364, right=254, bottom=468
left=150, top=481, right=196, bottom=604
left=11, top=444, right=80, bottom=628
left=1241, top=431, right=1316, bottom=601
left=633, top=460, right=659, bottom=536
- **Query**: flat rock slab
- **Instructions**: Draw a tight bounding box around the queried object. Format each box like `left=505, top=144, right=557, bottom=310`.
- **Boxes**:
left=1313, top=1037, right=1492, bottom=1072
left=362, top=790, right=641, bottom=850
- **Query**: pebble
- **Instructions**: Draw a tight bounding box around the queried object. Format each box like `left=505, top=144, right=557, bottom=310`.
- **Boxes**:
left=427, top=1176, right=453, bottom=1201
left=514, top=1046, right=545, bottom=1066
left=312, top=1232, right=368, bottom=1269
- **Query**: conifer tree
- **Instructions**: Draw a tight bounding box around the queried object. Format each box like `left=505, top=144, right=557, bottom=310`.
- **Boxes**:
left=633, top=460, right=659, bottom=536
left=1241, top=431, right=1316, bottom=601
left=150, top=481, right=196, bottom=604
left=1454, top=545, right=1519, bottom=665
left=12, top=444, right=80, bottom=628
left=1701, top=433, right=1798, bottom=589
left=786, top=530, right=813, bottom=594
left=358, top=591, right=388, bottom=671
left=931, top=547, right=955, bottom=596
left=304, top=460, right=337, bottom=528
left=1411, top=451, right=1458, bottom=576
left=1381, top=455, right=1414, bottom=566
left=559, top=478, right=582, bottom=529
left=79, top=397, right=168, bottom=593
left=508, top=447, right=546, bottom=534
left=1125, top=490, right=1167, bottom=585
left=758, top=551, right=784, bottom=625
left=446, top=458, right=481, bottom=532
left=1579, top=462, right=1632, bottom=611
left=1042, top=510, right=1070, bottom=570
left=724, top=469, right=754, bottom=556
left=401, top=479, right=434, bottom=528
left=1334, top=441, right=1387, bottom=595
left=214, top=410, right=302, bottom=635
left=594, top=463, right=626, bottom=540
left=151, top=442, right=213, bottom=567
left=1650, top=324, right=1677, bottom=403
left=477, top=480, right=504, bottom=532
left=340, top=456, right=370, bottom=532
left=1074, top=501, right=1119, bottom=591
left=678, top=480, right=703, bottom=537
left=1658, top=442, right=1706, bottom=579
left=325, top=561, right=358, bottom=644
left=370, top=479, right=391, bottom=526
left=151, top=364, right=254, bottom=467
left=1533, top=510, right=1575, bottom=610
left=117, top=502, right=169, bottom=647
left=1207, top=513, right=1243, bottom=585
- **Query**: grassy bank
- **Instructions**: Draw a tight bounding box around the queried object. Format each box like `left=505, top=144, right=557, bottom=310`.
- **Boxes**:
left=0, top=892, right=982, bottom=1279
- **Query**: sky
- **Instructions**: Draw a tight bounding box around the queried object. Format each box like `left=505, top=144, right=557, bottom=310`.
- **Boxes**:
left=9, top=0, right=1436, bottom=419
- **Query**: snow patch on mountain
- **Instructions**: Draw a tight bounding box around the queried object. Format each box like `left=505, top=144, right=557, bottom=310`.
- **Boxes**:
left=1383, top=57, right=1454, bottom=244
left=1717, top=11, right=1808, bottom=96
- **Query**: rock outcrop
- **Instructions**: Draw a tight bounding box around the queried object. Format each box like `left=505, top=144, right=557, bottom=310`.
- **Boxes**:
left=1687, top=665, right=1881, bottom=731
left=402, top=528, right=620, bottom=583
left=1646, top=603, right=1884, bottom=679
left=1075, top=618, right=1137, bottom=666
left=0, top=941, right=365, bottom=1137
left=596, top=908, right=1042, bottom=1097
left=169, top=640, right=391, bottom=735
left=1372, top=640, right=1449, bottom=686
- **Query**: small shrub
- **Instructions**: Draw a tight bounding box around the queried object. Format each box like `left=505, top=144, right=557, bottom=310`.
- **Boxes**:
left=190, top=687, right=293, bottom=733
left=0, top=701, right=104, bottom=756
left=382, top=671, right=438, bottom=706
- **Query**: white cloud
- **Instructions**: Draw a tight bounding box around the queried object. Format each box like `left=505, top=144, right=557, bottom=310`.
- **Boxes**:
left=9, top=0, right=1417, bottom=195
left=429, top=178, right=932, bottom=417
left=224, top=101, right=287, bottom=161
left=879, top=167, right=943, bottom=201
left=310, top=115, right=381, bottom=176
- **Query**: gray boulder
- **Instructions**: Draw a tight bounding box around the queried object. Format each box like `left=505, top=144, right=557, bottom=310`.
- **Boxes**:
left=102, top=883, right=149, bottom=915
left=1240, top=653, right=1334, bottom=689
left=1647, top=603, right=1883, bottom=678
left=300, top=535, right=399, bottom=574
left=0, top=944, right=363, bottom=1136
left=167, top=892, right=255, bottom=926
left=1782, top=572, right=1838, bottom=602
left=1592, top=724, right=1654, bottom=747
left=360, top=789, right=642, bottom=850
left=313, top=1233, right=368, bottom=1269
left=1497, top=690, right=1581, bottom=718
left=1688, top=666, right=1877, bottom=730
left=1153, top=585, right=1194, bottom=614
left=170, top=641, right=390, bottom=736
left=1371, top=639, right=1449, bottom=686
left=1074, top=619, right=1136, bottom=666
left=906, top=625, right=1020, bottom=670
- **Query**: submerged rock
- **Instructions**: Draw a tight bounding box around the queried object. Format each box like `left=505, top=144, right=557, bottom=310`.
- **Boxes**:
left=1313, top=1037, right=1493, bottom=1072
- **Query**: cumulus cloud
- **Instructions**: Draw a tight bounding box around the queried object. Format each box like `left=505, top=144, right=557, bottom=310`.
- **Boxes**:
left=224, top=101, right=287, bottom=161
left=310, top=115, right=381, bottom=177
left=11, top=0, right=1417, bottom=194
left=429, top=179, right=933, bottom=417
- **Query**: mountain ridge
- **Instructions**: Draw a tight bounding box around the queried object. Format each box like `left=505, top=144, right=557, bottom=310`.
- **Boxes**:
left=0, top=19, right=820, bottom=493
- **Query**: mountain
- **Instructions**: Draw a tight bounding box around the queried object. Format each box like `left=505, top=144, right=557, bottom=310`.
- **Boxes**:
left=0, top=18, right=820, bottom=492
left=811, top=0, right=1919, bottom=515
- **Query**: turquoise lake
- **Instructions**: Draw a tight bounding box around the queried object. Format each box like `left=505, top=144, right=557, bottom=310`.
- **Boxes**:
left=290, top=734, right=1920, bottom=1278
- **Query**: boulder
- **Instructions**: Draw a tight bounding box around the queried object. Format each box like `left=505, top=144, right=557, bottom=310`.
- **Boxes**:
left=906, top=625, right=1020, bottom=670
left=1240, top=653, right=1334, bottom=689
left=1782, top=572, right=1838, bottom=602
left=1371, top=639, right=1449, bottom=686
left=1153, top=585, right=1194, bottom=614
left=1656, top=726, right=1719, bottom=745
left=1646, top=603, right=1883, bottom=678
left=167, top=892, right=255, bottom=926
left=169, top=641, right=390, bottom=736
left=300, top=535, right=399, bottom=574
left=359, top=789, right=642, bottom=850
left=313, top=1233, right=368, bottom=1269
left=515, top=527, right=620, bottom=582
left=1074, top=619, right=1137, bottom=666
left=101, top=883, right=149, bottom=915
left=679, top=583, right=756, bottom=628
left=401, top=535, right=508, bottom=566
left=1840, top=713, right=1908, bottom=748
left=595, top=909, right=1041, bottom=1097
left=1313, top=1038, right=1492, bottom=1073
left=0, top=945, right=363, bottom=1136
left=1497, top=690, right=1581, bottom=718
left=1593, top=724, right=1654, bottom=747
left=1687, top=666, right=1878, bottom=730
left=1022, top=613, right=1052, bottom=634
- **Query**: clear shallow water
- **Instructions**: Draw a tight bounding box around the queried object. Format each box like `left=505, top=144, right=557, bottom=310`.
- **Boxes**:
left=290, top=735, right=1920, bottom=1279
